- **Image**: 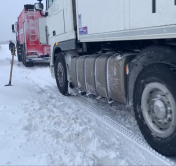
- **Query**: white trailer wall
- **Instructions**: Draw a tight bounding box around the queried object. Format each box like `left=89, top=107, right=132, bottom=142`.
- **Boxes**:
left=130, top=0, right=176, bottom=29
left=77, top=0, right=124, bottom=35
left=76, top=0, right=176, bottom=42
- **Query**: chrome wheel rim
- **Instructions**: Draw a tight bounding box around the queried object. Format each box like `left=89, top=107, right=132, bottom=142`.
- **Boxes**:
left=141, top=83, right=176, bottom=138
left=57, top=62, right=65, bottom=87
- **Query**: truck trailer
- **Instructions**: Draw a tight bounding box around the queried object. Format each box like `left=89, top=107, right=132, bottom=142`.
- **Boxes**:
left=12, top=4, right=50, bottom=67
left=35, top=0, right=176, bottom=156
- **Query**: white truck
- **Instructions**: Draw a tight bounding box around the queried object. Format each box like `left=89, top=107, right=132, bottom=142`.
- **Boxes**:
left=35, top=0, right=176, bottom=156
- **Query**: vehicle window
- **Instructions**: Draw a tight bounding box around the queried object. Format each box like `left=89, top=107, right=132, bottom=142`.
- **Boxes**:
left=48, top=0, right=53, bottom=7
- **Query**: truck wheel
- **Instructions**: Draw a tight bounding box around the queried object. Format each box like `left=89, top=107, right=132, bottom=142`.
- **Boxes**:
left=21, top=45, right=26, bottom=66
left=22, top=44, right=33, bottom=67
left=17, top=44, right=22, bottom=62
left=54, top=54, right=68, bottom=95
left=21, top=45, right=24, bottom=64
left=134, top=64, right=176, bottom=156
left=17, top=51, right=22, bottom=62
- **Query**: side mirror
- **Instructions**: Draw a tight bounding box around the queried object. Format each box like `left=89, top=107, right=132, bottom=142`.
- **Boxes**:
left=34, top=3, right=44, bottom=11
left=12, top=24, right=15, bottom=33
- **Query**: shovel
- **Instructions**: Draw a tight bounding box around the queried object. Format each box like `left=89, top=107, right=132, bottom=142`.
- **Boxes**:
left=5, top=47, right=15, bottom=86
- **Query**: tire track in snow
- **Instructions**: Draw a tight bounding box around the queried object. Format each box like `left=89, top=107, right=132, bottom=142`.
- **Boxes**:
left=72, top=96, right=175, bottom=166
left=38, top=83, right=175, bottom=165
left=26, top=71, right=175, bottom=165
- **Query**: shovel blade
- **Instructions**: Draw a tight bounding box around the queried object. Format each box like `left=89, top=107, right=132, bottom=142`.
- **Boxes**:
left=5, top=83, right=12, bottom=86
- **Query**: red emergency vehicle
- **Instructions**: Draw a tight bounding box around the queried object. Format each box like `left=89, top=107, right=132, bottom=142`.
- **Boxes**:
left=12, top=4, right=50, bottom=67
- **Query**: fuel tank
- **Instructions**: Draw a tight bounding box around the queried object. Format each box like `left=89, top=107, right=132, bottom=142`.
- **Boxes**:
left=77, top=56, right=89, bottom=91
left=70, top=52, right=135, bottom=104
left=95, top=53, right=112, bottom=99
left=70, top=56, right=79, bottom=87
left=85, top=54, right=101, bottom=95
left=107, top=53, right=135, bottom=104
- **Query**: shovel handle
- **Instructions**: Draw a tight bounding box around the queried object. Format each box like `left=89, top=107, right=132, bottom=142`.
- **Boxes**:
left=9, top=47, right=15, bottom=84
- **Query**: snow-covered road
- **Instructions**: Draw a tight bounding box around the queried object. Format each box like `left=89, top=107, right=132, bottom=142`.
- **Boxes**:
left=0, top=44, right=174, bottom=165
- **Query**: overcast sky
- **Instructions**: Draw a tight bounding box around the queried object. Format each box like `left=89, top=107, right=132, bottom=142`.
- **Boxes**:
left=0, top=0, right=46, bottom=42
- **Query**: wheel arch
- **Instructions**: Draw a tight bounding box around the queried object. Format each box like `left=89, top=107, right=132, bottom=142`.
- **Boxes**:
left=128, top=45, right=176, bottom=106
left=52, top=39, right=77, bottom=66
left=53, top=48, right=78, bottom=83
left=53, top=46, right=62, bottom=65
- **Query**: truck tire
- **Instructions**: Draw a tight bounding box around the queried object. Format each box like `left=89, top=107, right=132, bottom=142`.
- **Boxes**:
left=22, top=44, right=33, bottom=67
left=17, top=44, right=22, bottom=62
left=17, top=51, right=22, bottom=62
left=134, top=64, right=176, bottom=157
left=21, top=45, right=25, bottom=65
left=55, top=54, right=68, bottom=96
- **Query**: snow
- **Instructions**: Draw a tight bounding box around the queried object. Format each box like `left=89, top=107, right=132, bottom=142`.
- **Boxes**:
left=0, top=44, right=174, bottom=165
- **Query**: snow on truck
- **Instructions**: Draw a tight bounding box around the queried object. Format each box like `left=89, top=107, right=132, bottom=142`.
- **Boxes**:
left=12, top=4, right=50, bottom=67
left=35, top=0, right=176, bottom=156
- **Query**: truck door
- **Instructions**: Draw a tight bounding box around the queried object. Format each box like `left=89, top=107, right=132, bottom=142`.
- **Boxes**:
left=38, top=18, right=47, bottom=45
left=46, top=0, right=55, bottom=42
left=54, top=0, right=65, bottom=36
left=46, top=0, right=65, bottom=40
left=46, top=0, right=56, bottom=51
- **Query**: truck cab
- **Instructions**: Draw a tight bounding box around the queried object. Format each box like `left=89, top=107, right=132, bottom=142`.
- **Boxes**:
left=44, top=0, right=75, bottom=73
